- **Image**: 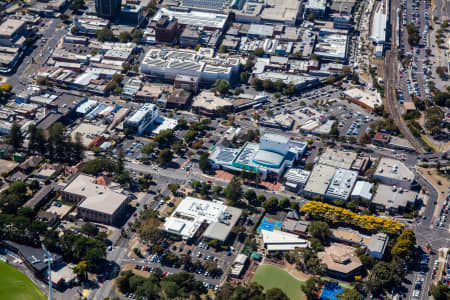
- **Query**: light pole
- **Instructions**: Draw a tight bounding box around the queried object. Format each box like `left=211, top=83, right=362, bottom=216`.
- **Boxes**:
left=41, top=243, right=53, bottom=300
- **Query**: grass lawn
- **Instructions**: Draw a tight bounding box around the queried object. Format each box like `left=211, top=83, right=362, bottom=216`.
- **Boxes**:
left=0, top=261, right=46, bottom=300
left=251, top=264, right=305, bottom=300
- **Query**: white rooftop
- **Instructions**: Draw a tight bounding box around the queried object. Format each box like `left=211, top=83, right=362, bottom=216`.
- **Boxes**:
left=261, top=229, right=308, bottom=251
left=318, top=148, right=357, bottom=169
left=325, top=168, right=358, bottom=201
left=152, top=7, right=228, bottom=29
left=374, top=157, right=415, bottom=183
left=351, top=181, right=374, bottom=200
left=370, top=13, right=387, bottom=44
left=304, top=164, right=337, bottom=196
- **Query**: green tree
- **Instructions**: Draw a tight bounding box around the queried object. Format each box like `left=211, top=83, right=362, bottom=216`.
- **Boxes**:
left=168, top=183, right=179, bottom=195
left=70, top=0, right=84, bottom=10
left=262, top=197, right=278, bottom=212
left=96, top=27, right=114, bottom=42
left=184, top=130, right=196, bottom=143
left=81, top=222, right=99, bottom=237
left=211, top=79, right=230, bottom=95
left=199, top=153, right=210, bottom=172
left=254, top=47, right=264, bottom=57
left=307, top=13, right=315, bottom=22
left=223, top=176, right=243, bottom=206
left=337, top=288, right=360, bottom=300
left=301, top=277, right=320, bottom=299
left=8, top=123, right=23, bottom=150
left=265, top=288, right=289, bottom=300
left=131, top=29, right=143, bottom=43
left=73, top=261, right=88, bottom=282
left=431, top=282, right=450, bottom=300
left=157, top=149, right=173, bottom=166
left=308, top=221, right=331, bottom=245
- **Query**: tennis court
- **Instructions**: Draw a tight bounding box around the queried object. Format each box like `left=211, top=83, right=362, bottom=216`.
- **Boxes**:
left=320, top=282, right=344, bottom=300
left=257, top=217, right=283, bottom=232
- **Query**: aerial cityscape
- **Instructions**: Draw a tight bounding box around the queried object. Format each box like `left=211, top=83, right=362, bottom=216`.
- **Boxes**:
left=0, top=0, right=448, bottom=299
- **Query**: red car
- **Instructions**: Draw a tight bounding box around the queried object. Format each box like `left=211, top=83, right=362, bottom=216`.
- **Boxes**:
left=163, top=272, right=168, bottom=276
left=133, top=212, right=137, bottom=216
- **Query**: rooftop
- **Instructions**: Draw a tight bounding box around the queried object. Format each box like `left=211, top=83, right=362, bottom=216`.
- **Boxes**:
left=370, top=13, right=387, bottom=44
left=64, top=174, right=128, bottom=215
left=152, top=7, right=228, bottom=29
left=325, top=168, right=358, bottom=201
left=374, top=157, right=415, bottom=183
left=331, top=228, right=370, bottom=246
left=284, top=168, right=311, bottom=185
left=303, top=164, right=337, bottom=196
left=318, top=243, right=362, bottom=275
left=351, top=181, right=374, bottom=200
left=0, top=19, right=25, bottom=38
left=192, top=91, right=232, bottom=111
left=162, top=197, right=241, bottom=241
left=367, top=233, right=389, bottom=255
left=261, top=229, right=308, bottom=251
left=372, top=184, right=418, bottom=210
left=344, top=88, right=382, bottom=110
left=319, top=148, right=357, bottom=169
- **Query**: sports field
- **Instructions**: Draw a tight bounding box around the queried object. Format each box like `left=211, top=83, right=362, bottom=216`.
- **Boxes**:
left=0, top=261, right=46, bottom=300
left=251, top=264, right=305, bottom=300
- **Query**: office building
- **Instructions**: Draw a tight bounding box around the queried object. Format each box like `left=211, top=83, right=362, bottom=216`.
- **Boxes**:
left=351, top=181, right=374, bottom=200
left=304, top=0, right=327, bottom=18
left=95, top=0, right=121, bottom=19
left=61, top=174, right=130, bottom=225
left=325, top=168, right=358, bottom=201
left=124, top=103, right=159, bottom=135
left=120, top=4, right=144, bottom=25
left=153, top=16, right=180, bottom=43
left=283, top=168, right=311, bottom=192
left=162, top=197, right=242, bottom=242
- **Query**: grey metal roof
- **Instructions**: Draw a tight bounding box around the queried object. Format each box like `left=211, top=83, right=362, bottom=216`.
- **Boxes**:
left=252, top=149, right=284, bottom=167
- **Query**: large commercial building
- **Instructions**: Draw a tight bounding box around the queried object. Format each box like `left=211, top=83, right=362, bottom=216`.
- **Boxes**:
left=372, top=184, right=418, bottom=213
left=140, top=47, right=240, bottom=83
left=373, top=157, right=415, bottom=188
left=162, top=197, right=242, bottom=242
left=303, top=164, right=358, bottom=201
left=152, top=7, right=228, bottom=30
left=124, top=103, right=159, bottom=135
left=254, top=71, right=320, bottom=90
left=209, top=133, right=307, bottom=179
left=370, top=13, right=387, bottom=44
left=61, top=174, right=130, bottom=225
left=314, top=30, right=349, bottom=61
left=318, top=148, right=357, bottom=169
left=233, top=0, right=302, bottom=26
left=0, top=19, right=26, bottom=41
left=95, top=0, right=121, bottom=19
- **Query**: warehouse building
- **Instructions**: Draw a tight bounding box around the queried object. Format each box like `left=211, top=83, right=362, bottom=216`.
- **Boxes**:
left=370, top=13, right=387, bottom=44
left=314, top=31, right=349, bottom=61
left=162, top=197, right=242, bottom=242
left=351, top=181, right=374, bottom=200
left=303, top=164, right=336, bottom=198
